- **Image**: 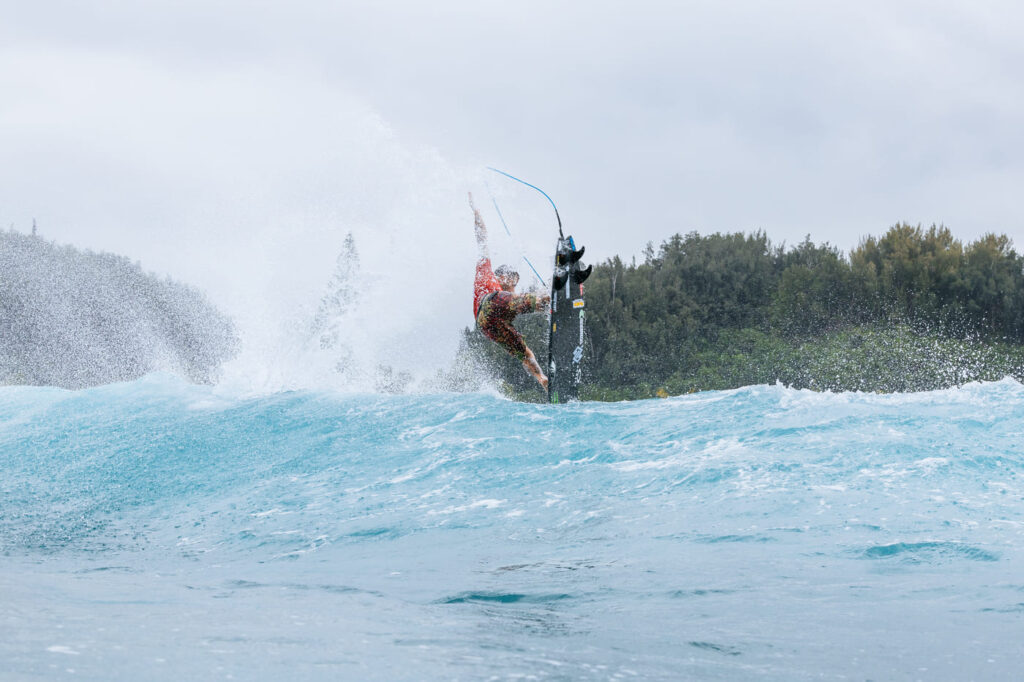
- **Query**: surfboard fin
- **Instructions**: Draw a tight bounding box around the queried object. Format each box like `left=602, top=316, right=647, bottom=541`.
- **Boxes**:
left=552, top=268, right=569, bottom=291
left=556, top=245, right=585, bottom=265
left=574, top=264, right=593, bottom=284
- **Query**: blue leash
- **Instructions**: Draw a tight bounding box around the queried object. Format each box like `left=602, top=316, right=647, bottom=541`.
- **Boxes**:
left=486, top=167, right=563, bottom=238
left=489, top=195, right=549, bottom=288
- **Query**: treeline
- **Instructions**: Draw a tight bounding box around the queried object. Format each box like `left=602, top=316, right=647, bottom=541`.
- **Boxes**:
left=457, top=223, right=1024, bottom=399
left=0, top=230, right=238, bottom=388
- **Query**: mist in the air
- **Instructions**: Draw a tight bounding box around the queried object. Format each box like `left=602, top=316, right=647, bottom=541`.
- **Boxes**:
left=1, top=50, right=560, bottom=392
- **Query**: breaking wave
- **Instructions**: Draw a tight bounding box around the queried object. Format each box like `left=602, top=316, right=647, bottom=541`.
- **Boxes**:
left=3, top=376, right=1024, bottom=679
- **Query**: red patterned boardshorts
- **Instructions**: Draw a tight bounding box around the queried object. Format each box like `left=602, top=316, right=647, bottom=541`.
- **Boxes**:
left=476, top=291, right=541, bottom=361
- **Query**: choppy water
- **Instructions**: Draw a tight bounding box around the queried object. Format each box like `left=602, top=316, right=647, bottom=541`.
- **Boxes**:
left=2, top=374, right=1023, bottom=680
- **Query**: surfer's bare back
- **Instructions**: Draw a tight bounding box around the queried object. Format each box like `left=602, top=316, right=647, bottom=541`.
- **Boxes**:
left=470, top=194, right=550, bottom=390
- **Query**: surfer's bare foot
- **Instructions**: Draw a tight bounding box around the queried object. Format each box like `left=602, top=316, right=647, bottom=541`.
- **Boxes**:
left=522, top=349, right=547, bottom=390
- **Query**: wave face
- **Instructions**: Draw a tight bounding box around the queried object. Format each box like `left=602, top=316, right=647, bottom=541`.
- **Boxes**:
left=3, top=376, right=1024, bottom=680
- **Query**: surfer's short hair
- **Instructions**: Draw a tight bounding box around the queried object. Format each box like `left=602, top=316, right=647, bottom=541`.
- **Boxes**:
left=495, top=265, right=518, bottom=279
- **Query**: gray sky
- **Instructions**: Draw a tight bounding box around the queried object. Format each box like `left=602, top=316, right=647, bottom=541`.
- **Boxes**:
left=3, top=0, right=1024, bottom=383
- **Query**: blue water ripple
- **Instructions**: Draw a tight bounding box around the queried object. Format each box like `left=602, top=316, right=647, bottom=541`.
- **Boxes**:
left=2, top=374, right=1024, bottom=679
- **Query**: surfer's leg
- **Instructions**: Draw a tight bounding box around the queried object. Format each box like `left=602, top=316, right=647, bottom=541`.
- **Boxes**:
left=496, top=326, right=547, bottom=390
left=522, top=347, right=548, bottom=390
left=479, top=318, right=547, bottom=390
left=477, top=292, right=547, bottom=390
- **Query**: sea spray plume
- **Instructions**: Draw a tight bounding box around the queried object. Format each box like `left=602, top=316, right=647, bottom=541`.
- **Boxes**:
left=423, top=332, right=494, bottom=394
left=304, top=232, right=412, bottom=393
left=442, top=311, right=550, bottom=400
left=310, top=232, right=362, bottom=380
left=0, top=229, right=237, bottom=388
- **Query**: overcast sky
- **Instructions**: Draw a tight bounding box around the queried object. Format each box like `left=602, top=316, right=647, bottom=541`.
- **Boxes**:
left=3, top=1, right=1024, bottom=379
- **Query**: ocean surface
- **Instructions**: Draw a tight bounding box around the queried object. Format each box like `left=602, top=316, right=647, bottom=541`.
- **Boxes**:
left=2, top=374, right=1023, bottom=680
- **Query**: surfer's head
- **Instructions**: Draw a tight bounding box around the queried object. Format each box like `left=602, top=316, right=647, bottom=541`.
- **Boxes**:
left=495, top=265, right=519, bottom=291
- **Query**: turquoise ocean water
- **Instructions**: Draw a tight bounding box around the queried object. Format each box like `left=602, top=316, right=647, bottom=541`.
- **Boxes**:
left=2, top=374, right=1023, bottom=680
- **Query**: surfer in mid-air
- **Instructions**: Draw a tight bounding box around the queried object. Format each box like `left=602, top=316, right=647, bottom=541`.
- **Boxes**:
left=470, top=194, right=550, bottom=389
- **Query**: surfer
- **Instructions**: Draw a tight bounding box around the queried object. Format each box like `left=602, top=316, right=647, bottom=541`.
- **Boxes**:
left=470, top=194, right=550, bottom=390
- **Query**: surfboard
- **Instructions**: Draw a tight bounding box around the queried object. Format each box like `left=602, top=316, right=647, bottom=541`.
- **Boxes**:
left=548, top=236, right=592, bottom=403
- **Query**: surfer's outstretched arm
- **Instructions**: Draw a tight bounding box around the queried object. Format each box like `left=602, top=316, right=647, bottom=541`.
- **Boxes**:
left=469, top=193, right=489, bottom=260
left=510, top=292, right=550, bottom=316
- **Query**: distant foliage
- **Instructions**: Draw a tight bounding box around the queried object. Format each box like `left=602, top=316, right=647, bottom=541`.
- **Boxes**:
left=0, top=230, right=238, bottom=388
left=455, top=223, right=1024, bottom=400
